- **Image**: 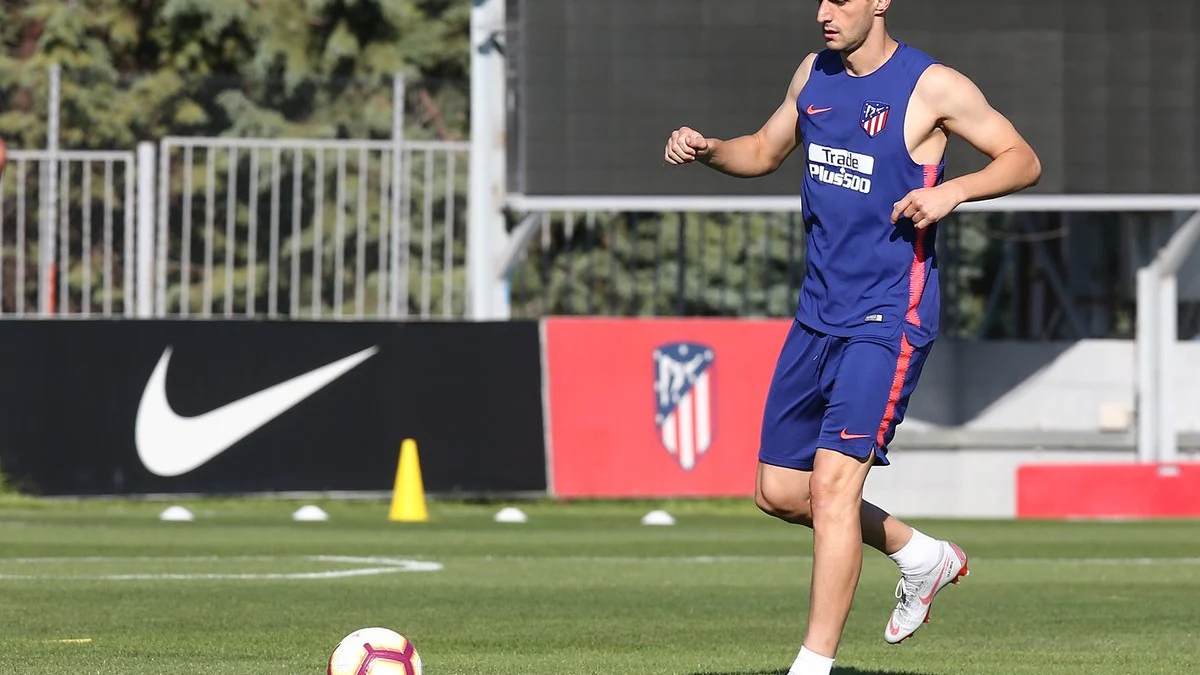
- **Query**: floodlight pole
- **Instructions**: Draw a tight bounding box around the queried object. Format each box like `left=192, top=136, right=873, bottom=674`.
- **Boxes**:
left=467, top=0, right=510, bottom=320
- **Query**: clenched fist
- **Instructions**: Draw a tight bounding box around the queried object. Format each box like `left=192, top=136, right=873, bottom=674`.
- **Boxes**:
left=890, top=184, right=965, bottom=230
left=664, top=126, right=711, bottom=165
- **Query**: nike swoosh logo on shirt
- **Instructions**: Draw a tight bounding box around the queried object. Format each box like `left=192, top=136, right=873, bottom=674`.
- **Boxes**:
left=135, top=345, right=379, bottom=477
left=806, top=105, right=833, bottom=115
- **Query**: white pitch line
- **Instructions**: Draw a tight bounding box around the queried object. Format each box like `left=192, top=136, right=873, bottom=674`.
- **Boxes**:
left=308, top=555, right=443, bottom=570
left=2, top=555, right=444, bottom=565
left=4, top=554, right=1200, bottom=579
left=1005, top=557, right=1200, bottom=566
left=480, top=555, right=800, bottom=563
left=3, top=555, right=283, bottom=564
left=476, top=554, right=1200, bottom=566
left=0, top=555, right=443, bottom=581
left=0, top=568, right=406, bottom=581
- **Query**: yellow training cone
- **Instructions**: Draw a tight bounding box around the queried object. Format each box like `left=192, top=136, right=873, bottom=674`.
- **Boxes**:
left=389, top=439, right=429, bottom=522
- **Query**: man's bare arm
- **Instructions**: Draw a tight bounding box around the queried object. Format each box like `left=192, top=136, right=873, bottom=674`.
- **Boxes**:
left=892, top=65, right=1042, bottom=229
left=933, top=65, right=1041, bottom=202
left=664, top=53, right=816, bottom=178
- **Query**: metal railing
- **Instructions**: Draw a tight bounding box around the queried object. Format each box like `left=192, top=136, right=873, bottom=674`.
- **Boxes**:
left=506, top=210, right=807, bottom=319
left=502, top=207, right=1200, bottom=341
left=155, top=137, right=470, bottom=320
left=4, top=135, right=1197, bottom=346
left=0, top=149, right=137, bottom=317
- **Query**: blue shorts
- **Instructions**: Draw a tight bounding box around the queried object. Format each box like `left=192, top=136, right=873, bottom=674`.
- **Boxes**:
left=758, top=319, right=932, bottom=471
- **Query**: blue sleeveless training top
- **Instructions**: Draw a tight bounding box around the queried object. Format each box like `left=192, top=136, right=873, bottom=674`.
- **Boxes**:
left=794, top=42, right=944, bottom=346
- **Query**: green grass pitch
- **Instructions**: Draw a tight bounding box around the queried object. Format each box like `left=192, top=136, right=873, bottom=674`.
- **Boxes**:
left=1, top=496, right=1198, bottom=674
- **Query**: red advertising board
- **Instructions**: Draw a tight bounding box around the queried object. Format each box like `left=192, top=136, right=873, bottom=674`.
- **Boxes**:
left=1016, top=463, right=1200, bottom=518
left=543, top=317, right=792, bottom=498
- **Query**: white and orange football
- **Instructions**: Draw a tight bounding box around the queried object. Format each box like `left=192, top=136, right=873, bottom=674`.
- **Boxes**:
left=327, top=627, right=423, bottom=675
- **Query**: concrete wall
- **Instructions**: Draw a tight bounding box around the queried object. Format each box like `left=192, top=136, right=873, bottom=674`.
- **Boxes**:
left=863, top=448, right=1133, bottom=518
left=864, top=339, right=1200, bottom=518
left=903, top=339, right=1200, bottom=433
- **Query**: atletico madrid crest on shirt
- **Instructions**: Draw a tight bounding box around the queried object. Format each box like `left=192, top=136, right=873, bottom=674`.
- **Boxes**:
left=653, top=343, right=715, bottom=471
left=861, top=101, right=891, bottom=138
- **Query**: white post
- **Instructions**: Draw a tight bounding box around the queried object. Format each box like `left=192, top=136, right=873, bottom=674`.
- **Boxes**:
left=487, top=6, right=510, bottom=320
left=467, top=0, right=510, bottom=320
left=1157, top=274, right=1177, bottom=464
left=390, top=72, right=405, bottom=318
left=41, top=64, right=61, bottom=315
left=1134, top=265, right=1157, bottom=463
left=156, top=140, right=170, bottom=317
left=1150, top=211, right=1200, bottom=464
left=136, top=142, right=156, bottom=318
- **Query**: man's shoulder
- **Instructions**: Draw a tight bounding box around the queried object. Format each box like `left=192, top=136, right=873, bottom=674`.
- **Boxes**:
left=912, top=62, right=976, bottom=102
left=789, top=51, right=830, bottom=98
left=889, top=41, right=939, bottom=81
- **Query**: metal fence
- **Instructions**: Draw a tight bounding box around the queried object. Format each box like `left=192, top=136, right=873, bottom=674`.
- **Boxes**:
left=502, top=207, right=1200, bottom=341
left=154, top=137, right=469, bottom=320
left=0, top=139, right=470, bottom=321
left=0, top=149, right=137, bottom=317
left=4, top=138, right=1199, bottom=343
left=505, top=210, right=807, bottom=319
left=1, top=63, right=475, bottom=322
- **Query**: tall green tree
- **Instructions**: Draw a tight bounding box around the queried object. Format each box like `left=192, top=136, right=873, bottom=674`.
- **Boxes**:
left=0, top=0, right=470, bottom=149
left=0, top=0, right=472, bottom=317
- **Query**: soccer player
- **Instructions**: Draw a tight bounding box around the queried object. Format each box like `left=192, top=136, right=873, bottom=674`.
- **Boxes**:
left=663, top=1, right=1041, bottom=674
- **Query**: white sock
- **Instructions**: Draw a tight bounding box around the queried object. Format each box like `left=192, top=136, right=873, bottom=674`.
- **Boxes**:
left=888, top=528, right=942, bottom=577
left=787, top=646, right=834, bottom=675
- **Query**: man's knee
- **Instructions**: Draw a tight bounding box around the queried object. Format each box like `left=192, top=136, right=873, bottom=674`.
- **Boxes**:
left=809, top=449, right=871, bottom=517
left=754, top=485, right=813, bottom=525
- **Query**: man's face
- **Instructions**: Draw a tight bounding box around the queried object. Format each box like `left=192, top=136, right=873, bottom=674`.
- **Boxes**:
left=815, top=0, right=880, bottom=52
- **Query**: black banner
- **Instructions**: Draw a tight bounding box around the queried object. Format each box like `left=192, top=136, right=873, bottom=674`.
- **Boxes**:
left=507, top=0, right=1200, bottom=197
left=0, top=320, right=547, bottom=496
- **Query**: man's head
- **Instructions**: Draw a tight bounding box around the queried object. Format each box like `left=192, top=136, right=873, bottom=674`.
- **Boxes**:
left=816, top=0, right=890, bottom=53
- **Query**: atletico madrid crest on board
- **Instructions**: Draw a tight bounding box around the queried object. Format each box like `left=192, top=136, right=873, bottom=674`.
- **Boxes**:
left=653, top=343, right=715, bottom=471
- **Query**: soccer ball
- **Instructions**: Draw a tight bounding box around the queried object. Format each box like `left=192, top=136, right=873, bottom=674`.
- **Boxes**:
left=327, top=627, right=423, bottom=675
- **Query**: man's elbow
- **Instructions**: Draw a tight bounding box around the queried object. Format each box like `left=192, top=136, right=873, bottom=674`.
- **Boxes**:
left=1023, top=146, right=1042, bottom=188
left=759, top=156, right=784, bottom=177
left=750, top=133, right=788, bottom=177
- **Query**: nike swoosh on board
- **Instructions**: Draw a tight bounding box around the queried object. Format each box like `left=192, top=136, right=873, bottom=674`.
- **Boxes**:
left=135, top=345, right=379, bottom=477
